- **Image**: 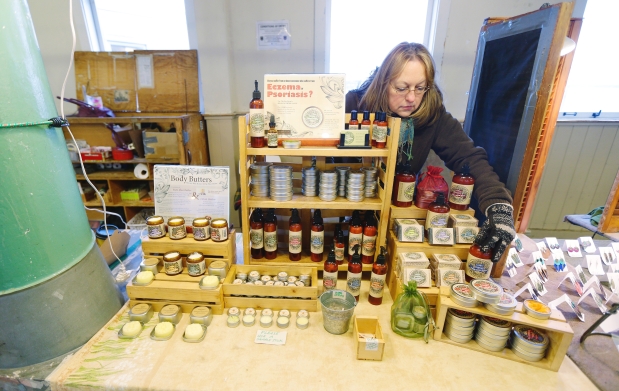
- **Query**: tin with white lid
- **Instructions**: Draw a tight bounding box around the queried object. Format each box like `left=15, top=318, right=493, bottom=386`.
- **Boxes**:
left=476, top=334, right=506, bottom=352
left=485, top=292, right=517, bottom=315
left=469, top=279, right=502, bottom=304
left=511, top=325, right=548, bottom=355
left=450, top=283, right=479, bottom=308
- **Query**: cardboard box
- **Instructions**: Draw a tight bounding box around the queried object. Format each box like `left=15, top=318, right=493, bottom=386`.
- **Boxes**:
left=354, top=316, right=385, bottom=361
left=428, top=228, right=455, bottom=245
left=448, top=213, right=479, bottom=228
left=143, top=131, right=179, bottom=159
left=455, top=226, right=479, bottom=244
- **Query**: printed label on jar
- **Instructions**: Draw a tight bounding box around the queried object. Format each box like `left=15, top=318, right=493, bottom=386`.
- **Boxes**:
left=249, top=109, right=265, bottom=137
left=334, top=245, right=345, bottom=262
left=323, top=271, right=338, bottom=291
left=374, top=125, right=387, bottom=142
left=362, top=234, right=376, bottom=256
left=250, top=228, right=264, bottom=249
left=163, top=259, right=183, bottom=275
left=210, top=227, right=228, bottom=241
left=147, top=224, right=166, bottom=238
left=347, top=271, right=362, bottom=296
left=289, top=230, right=302, bottom=254
left=466, top=254, right=492, bottom=280
left=264, top=231, right=278, bottom=252
left=310, top=231, right=324, bottom=254
left=425, top=211, right=449, bottom=230
left=193, top=226, right=209, bottom=240
left=267, top=132, right=278, bottom=147
left=348, top=232, right=363, bottom=255
left=397, top=181, right=415, bottom=202
left=169, top=225, right=187, bottom=239
left=187, top=260, right=206, bottom=276
left=369, top=272, right=386, bottom=298
left=449, top=183, right=474, bottom=205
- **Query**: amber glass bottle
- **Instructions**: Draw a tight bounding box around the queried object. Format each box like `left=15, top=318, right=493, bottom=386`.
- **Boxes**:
left=368, top=246, right=388, bottom=305
left=425, top=192, right=450, bottom=231
left=375, top=112, right=388, bottom=149
left=288, top=208, right=302, bottom=261
left=346, top=245, right=363, bottom=302
left=392, top=165, right=416, bottom=207
left=250, top=208, right=264, bottom=259
left=334, top=229, right=345, bottom=265
left=249, top=80, right=265, bottom=148
left=449, top=162, right=475, bottom=210
left=371, top=111, right=379, bottom=147
left=349, top=110, right=359, bottom=129
left=360, top=110, right=371, bottom=131
left=323, top=246, right=338, bottom=291
left=361, top=211, right=377, bottom=264
left=310, top=209, right=324, bottom=262
left=348, top=211, right=363, bottom=262
left=263, top=208, right=278, bottom=259
left=267, top=114, right=278, bottom=148
left=465, top=243, right=493, bottom=282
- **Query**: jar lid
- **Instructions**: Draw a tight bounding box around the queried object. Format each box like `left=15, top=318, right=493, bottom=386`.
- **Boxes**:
left=261, top=308, right=273, bottom=317
left=187, top=251, right=204, bottom=262
left=192, top=217, right=210, bottom=227
left=228, top=307, right=240, bottom=316
left=511, top=325, right=548, bottom=352
left=210, top=261, right=228, bottom=270
left=211, top=218, right=228, bottom=228
left=297, top=310, right=310, bottom=318
left=163, top=251, right=181, bottom=262
left=168, top=216, right=185, bottom=226
left=143, top=257, right=159, bottom=266
left=485, top=292, right=517, bottom=315
left=147, top=216, right=164, bottom=225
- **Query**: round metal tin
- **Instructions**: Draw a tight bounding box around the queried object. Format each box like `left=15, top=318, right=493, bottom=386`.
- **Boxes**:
left=485, top=292, right=518, bottom=315
left=523, top=299, right=552, bottom=320
left=511, top=345, right=545, bottom=362
left=129, top=303, right=154, bottom=323
left=469, top=279, right=502, bottom=304
left=182, top=324, right=207, bottom=343
left=450, top=283, right=479, bottom=308
left=511, top=325, right=548, bottom=353
left=476, top=334, right=506, bottom=352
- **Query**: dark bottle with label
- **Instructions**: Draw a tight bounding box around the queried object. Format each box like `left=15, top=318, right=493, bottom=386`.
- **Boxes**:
left=267, top=114, right=278, bottom=148
left=346, top=244, right=363, bottom=302
left=392, top=164, right=416, bottom=207
left=375, top=112, right=388, bottom=148
left=371, top=111, right=380, bottom=147
left=263, top=208, right=278, bottom=259
left=334, top=227, right=345, bottom=265
left=368, top=246, right=388, bottom=305
left=288, top=208, right=302, bottom=261
left=465, top=243, right=493, bottom=282
left=348, top=210, right=363, bottom=262
left=249, top=80, right=265, bottom=148
left=310, top=209, right=324, bottom=262
left=361, top=211, right=377, bottom=264
left=360, top=110, right=371, bottom=131
left=425, top=192, right=450, bottom=231
left=250, top=208, right=264, bottom=259
left=449, top=162, right=475, bottom=210
left=349, top=110, right=359, bottom=129
left=323, top=246, right=338, bottom=292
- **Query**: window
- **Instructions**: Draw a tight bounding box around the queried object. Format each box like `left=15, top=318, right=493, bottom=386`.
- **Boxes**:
left=82, top=0, right=189, bottom=51
left=328, top=0, right=430, bottom=92
left=560, top=0, right=619, bottom=118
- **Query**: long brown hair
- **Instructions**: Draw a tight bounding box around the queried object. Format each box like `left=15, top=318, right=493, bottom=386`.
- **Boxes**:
left=359, top=42, right=443, bottom=128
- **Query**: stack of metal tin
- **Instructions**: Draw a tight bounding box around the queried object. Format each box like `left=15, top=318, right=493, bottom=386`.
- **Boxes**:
left=510, top=325, right=549, bottom=362
left=269, top=165, right=293, bottom=201
left=443, top=308, right=476, bottom=343
left=468, top=279, right=502, bottom=305
left=250, top=162, right=272, bottom=198
left=346, top=170, right=365, bottom=202
left=362, top=166, right=378, bottom=198
left=335, top=166, right=350, bottom=197
left=475, top=316, right=511, bottom=352
left=301, top=166, right=319, bottom=197
left=318, top=170, right=338, bottom=201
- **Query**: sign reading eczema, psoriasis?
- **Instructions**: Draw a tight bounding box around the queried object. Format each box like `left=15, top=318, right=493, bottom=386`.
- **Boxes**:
left=263, top=74, right=345, bottom=140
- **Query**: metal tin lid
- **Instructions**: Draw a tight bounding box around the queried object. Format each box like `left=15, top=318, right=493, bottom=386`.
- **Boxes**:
left=261, top=308, right=273, bottom=317
left=168, top=216, right=185, bottom=226
left=143, top=257, right=159, bottom=266
left=447, top=308, right=476, bottom=320
left=227, top=307, right=240, bottom=316
left=244, top=307, right=257, bottom=317
left=297, top=310, right=310, bottom=318
left=210, top=261, right=228, bottom=270
left=158, top=305, right=182, bottom=324
left=485, top=292, right=518, bottom=315
left=523, top=299, right=551, bottom=320
left=129, top=303, right=154, bottom=323
left=512, top=325, right=549, bottom=351
left=278, top=309, right=291, bottom=318
left=469, top=279, right=502, bottom=304
left=192, top=217, right=209, bottom=227
left=450, top=283, right=477, bottom=303
left=147, top=216, right=164, bottom=225
left=190, top=306, right=212, bottom=326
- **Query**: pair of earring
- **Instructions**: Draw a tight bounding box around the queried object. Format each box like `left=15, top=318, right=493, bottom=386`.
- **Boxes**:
left=567, top=247, right=578, bottom=253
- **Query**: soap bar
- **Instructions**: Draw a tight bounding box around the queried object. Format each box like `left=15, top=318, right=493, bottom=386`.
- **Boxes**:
left=135, top=271, right=154, bottom=284
left=121, top=321, right=142, bottom=337
left=154, top=322, right=174, bottom=338
left=184, top=323, right=204, bottom=340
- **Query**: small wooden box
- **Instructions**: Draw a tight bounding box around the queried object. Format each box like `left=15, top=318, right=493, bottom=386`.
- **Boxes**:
left=354, top=316, right=385, bottom=361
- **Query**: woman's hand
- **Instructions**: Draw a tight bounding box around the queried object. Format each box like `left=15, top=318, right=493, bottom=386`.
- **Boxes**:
left=474, top=204, right=516, bottom=263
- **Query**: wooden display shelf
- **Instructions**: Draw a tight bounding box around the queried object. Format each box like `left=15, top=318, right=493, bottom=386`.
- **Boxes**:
left=126, top=269, right=228, bottom=315
left=246, top=146, right=390, bottom=157
left=434, top=286, right=573, bottom=371
left=246, top=194, right=383, bottom=210
left=389, top=204, right=475, bottom=224
left=248, top=250, right=374, bottom=272
left=142, top=230, right=237, bottom=263
left=222, top=265, right=319, bottom=311
left=387, top=271, right=440, bottom=305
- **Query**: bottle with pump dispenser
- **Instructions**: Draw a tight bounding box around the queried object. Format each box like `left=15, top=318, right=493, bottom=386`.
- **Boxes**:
left=368, top=246, right=388, bottom=305
left=288, top=208, right=302, bottom=261
left=310, top=209, right=324, bottom=262
left=425, top=192, right=450, bottom=231
left=347, top=244, right=363, bottom=301
left=349, top=110, right=359, bottom=129
left=263, top=208, right=277, bottom=259
left=374, top=112, right=388, bottom=148
left=323, top=246, right=338, bottom=291
left=449, top=162, right=475, bottom=210
left=267, top=114, right=278, bottom=148
left=334, top=227, right=345, bottom=265
left=361, top=211, right=377, bottom=264
left=249, top=80, right=265, bottom=148
left=348, top=211, right=363, bottom=262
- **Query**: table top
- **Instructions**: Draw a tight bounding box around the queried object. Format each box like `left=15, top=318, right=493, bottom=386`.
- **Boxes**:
left=46, top=280, right=597, bottom=391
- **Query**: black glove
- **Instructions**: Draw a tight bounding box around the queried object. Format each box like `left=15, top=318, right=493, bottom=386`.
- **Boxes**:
left=474, top=204, right=516, bottom=263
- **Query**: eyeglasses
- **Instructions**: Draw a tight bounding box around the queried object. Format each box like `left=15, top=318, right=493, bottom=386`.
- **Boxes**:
left=391, top=84, right=431, bottom=96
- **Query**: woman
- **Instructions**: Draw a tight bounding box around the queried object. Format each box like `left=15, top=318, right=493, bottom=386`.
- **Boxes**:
left=346, top=42, right=514, bottom=263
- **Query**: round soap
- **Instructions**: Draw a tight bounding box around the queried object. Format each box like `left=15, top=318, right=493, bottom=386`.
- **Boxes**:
left=242, top=315, right=255, bottom=326
left=260, top=315, right=272, bottom=327
left=136, top=271, right=154, bottom=284
left=296, top=317, right=309, bottom=329
left=122, top=321, right=142, bottom=337
left=201, top=275, right=220, bottom=288
left=184, top=324, right=203, bottom=340
left=276, top=317, right=289, bottom=328
left=154, top=322, right=174, bottom=338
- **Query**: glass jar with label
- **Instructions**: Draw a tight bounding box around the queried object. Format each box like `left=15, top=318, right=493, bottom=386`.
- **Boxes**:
left=192, top=217, right=210, bottom=241
left=465, top=243, right=493, bottom=281
left=163, top=251, right=183, bottom=275
left=392, top=167, right=415, bottom=207
left=210, top=219, right=228, bottom=242
left=186, top=251, right=206, bottom=276
left=146, top=215, right=167, bottom=239
left=167, top=217, right=187, bottom=240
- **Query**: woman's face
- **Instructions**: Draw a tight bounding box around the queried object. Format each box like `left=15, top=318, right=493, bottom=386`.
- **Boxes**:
left=387, top=59, right=428, bottom=118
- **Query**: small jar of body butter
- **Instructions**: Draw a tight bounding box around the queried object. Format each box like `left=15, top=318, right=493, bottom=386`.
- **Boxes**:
left=146, top=216, right=166, bottom=239
left=167, top=217, right=187, bottom=240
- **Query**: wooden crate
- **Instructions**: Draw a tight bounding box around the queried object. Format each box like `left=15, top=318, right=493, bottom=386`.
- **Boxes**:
left=434, top=286, right=573, bottom=371
left=222, top=265, right=319, bottom=311
left=141, top=229, right=237, bottom=267
left=126, top=268, right=230, bottom=315
left=354, top=316, right=385, bottom=361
